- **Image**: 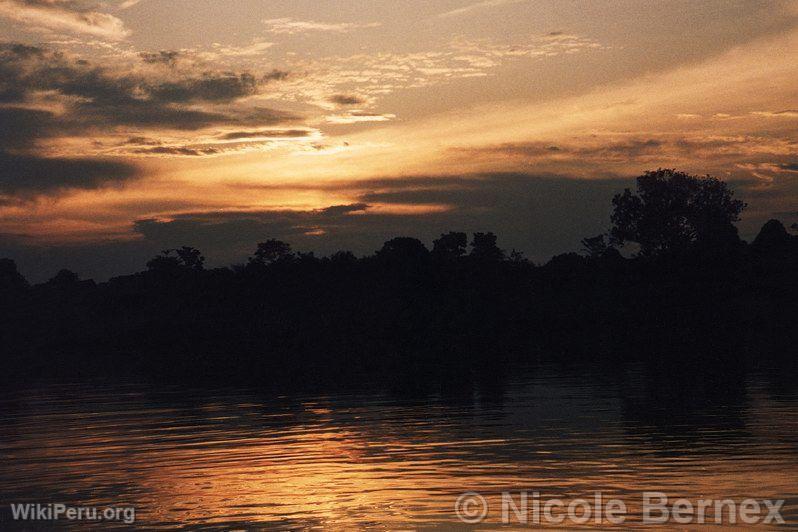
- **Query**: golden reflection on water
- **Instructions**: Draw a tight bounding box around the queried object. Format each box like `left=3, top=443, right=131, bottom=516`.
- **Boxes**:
left=0, top=370, right=797, bottom=529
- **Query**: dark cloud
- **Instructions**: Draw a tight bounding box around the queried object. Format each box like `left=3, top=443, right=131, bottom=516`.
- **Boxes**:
left=148, top=73, right=258, bottom=103
left=139, top=50, right=181, bottom=66
left=0, top=43, right=45, bottom=102
left=0, top=106, right=138, bottom=193
left=476, top=139, right=664, bottom=159
left=328, top=93, right=365, bottom=106
left=461, top=137, right=798, bottom=185
left=0, top=41, right=296, bottom=130
left=122, top=136, right=161, bottom=146
left=79, top=101, right=233, bottom=130
left=120, top=127, right=312, bottom=157
left=263, top=69, right=290, bottom=82
left=0, top=106, right=58, bottom=147
left=473, top=136, right=795, bottom=162
left=778, top=163, right=798, bottom=172
left=0, top=41, right=300, bottom=194
left=130, top=146, right=219, bottom=156
left=218, top=128, right=311, bottom=140
left=0, top=150, right=137, bottom=194
left=317, top=203, right=369, bottom=216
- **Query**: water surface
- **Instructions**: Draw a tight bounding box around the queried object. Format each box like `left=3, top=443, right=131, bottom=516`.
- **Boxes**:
left=1, top=365, right=796, bottom=529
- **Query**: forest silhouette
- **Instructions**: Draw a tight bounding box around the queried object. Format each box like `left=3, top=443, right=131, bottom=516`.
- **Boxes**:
left=2, top=170, right=796, bottom=390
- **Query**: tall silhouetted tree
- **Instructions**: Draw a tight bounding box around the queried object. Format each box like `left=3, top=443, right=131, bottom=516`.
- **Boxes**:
left=146, top=250, right=182, bottom=273
left=470, top=232, right=504, bottom=261
left=0, top=258, right=28, bottom=291
left=147, top=247, right=205, bottom=273
left=250, top=239, right=293, bottom=265
left=46, top=269, right=80, bottom=287
left=581, top=234, right=611, bottom=258
left=609, top=169, right=746, bottom=255
left=376, top=237, right=428, bottom=262
left=432, top=231, right=467, bottom=259
left=753, top=219, right=791, bottom=249
left=508, top=249, right=527, bottom=263
left=329, top=250, right=357, bottom=264
left=174, top=246, right=205, bottom=270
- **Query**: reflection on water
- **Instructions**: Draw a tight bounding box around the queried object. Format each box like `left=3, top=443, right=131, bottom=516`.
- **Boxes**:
left=0, top=364, right=797, bottom=529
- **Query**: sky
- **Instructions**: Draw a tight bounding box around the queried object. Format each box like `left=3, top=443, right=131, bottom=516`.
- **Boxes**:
left=1, top=0, right=797, bottom=281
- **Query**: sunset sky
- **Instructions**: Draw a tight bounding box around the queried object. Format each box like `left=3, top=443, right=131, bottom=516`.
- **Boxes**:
left=1, top=0, right=797, bottom=280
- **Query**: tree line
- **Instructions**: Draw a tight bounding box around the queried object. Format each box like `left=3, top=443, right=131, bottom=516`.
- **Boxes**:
left=2, top=169, right=796, bottom=390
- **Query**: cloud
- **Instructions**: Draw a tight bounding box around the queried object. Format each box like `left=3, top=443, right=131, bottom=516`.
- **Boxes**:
left=0, top=106, right=139, bottom=193
left=148, top=73, right=259, bottom=103
left=0, top=150, right=137, bottom=194
left=326, top=112, right=395, bottom=124
left=139, top=50, right=181, bottom=66
left=752, top=109, right=798, bottom=118
left=317, top=203, right=369, bottom=216
left=328, top=94, right=365, bottom=106
left=0, top=0, right=129, bottom=40
left=0, top=41, right=303, bottom=193
left=267, top=33, right=603, bottom=108
left=438, top=0, right=528, bottom=18
left=114, top=127, right=316, bottom=157
left=217, top=129, right=312, bottom=141
left=0, top=41, right=298, bottom=132
left=129, top=146, right=219, bottom=157
left=262, top=69, right=290, bottom=81
left=476, top=139, right=665, bottom=159
left=457, top=135, right=798, bottom=174
left=1, top=41, right=292, bottom=116
left=263, top=17, right=381, bottom=35
left=207, top=39, right=275, bottom=58
left=0, top=106, right=56, bottom=148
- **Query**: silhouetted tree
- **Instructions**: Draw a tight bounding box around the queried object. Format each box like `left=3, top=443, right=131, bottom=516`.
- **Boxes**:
left=174, top=246, right=205, bottom=270
left=329, top=250, right=357, bottom=264
left=581, top=234, right=611, bottom=258
left=146, top=250, right=183, bottom=273
left=46, top=269, right=80, bottom=287
left=0, top=258, right=28, bottom=291
left=376, top=237, right=428, bottom=262
left=545, top=252, right=587, bottom=271
left=250, top=239, right=293, bottom=265
left=432, top=231, right=467, bottom=259
left=753, top=219, right=791, bottom=249
left=470, top=232, right=504, bottom=261
left=508, top=249, right=527, bottom=263
left=609, top=169, right=746, bottom=255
